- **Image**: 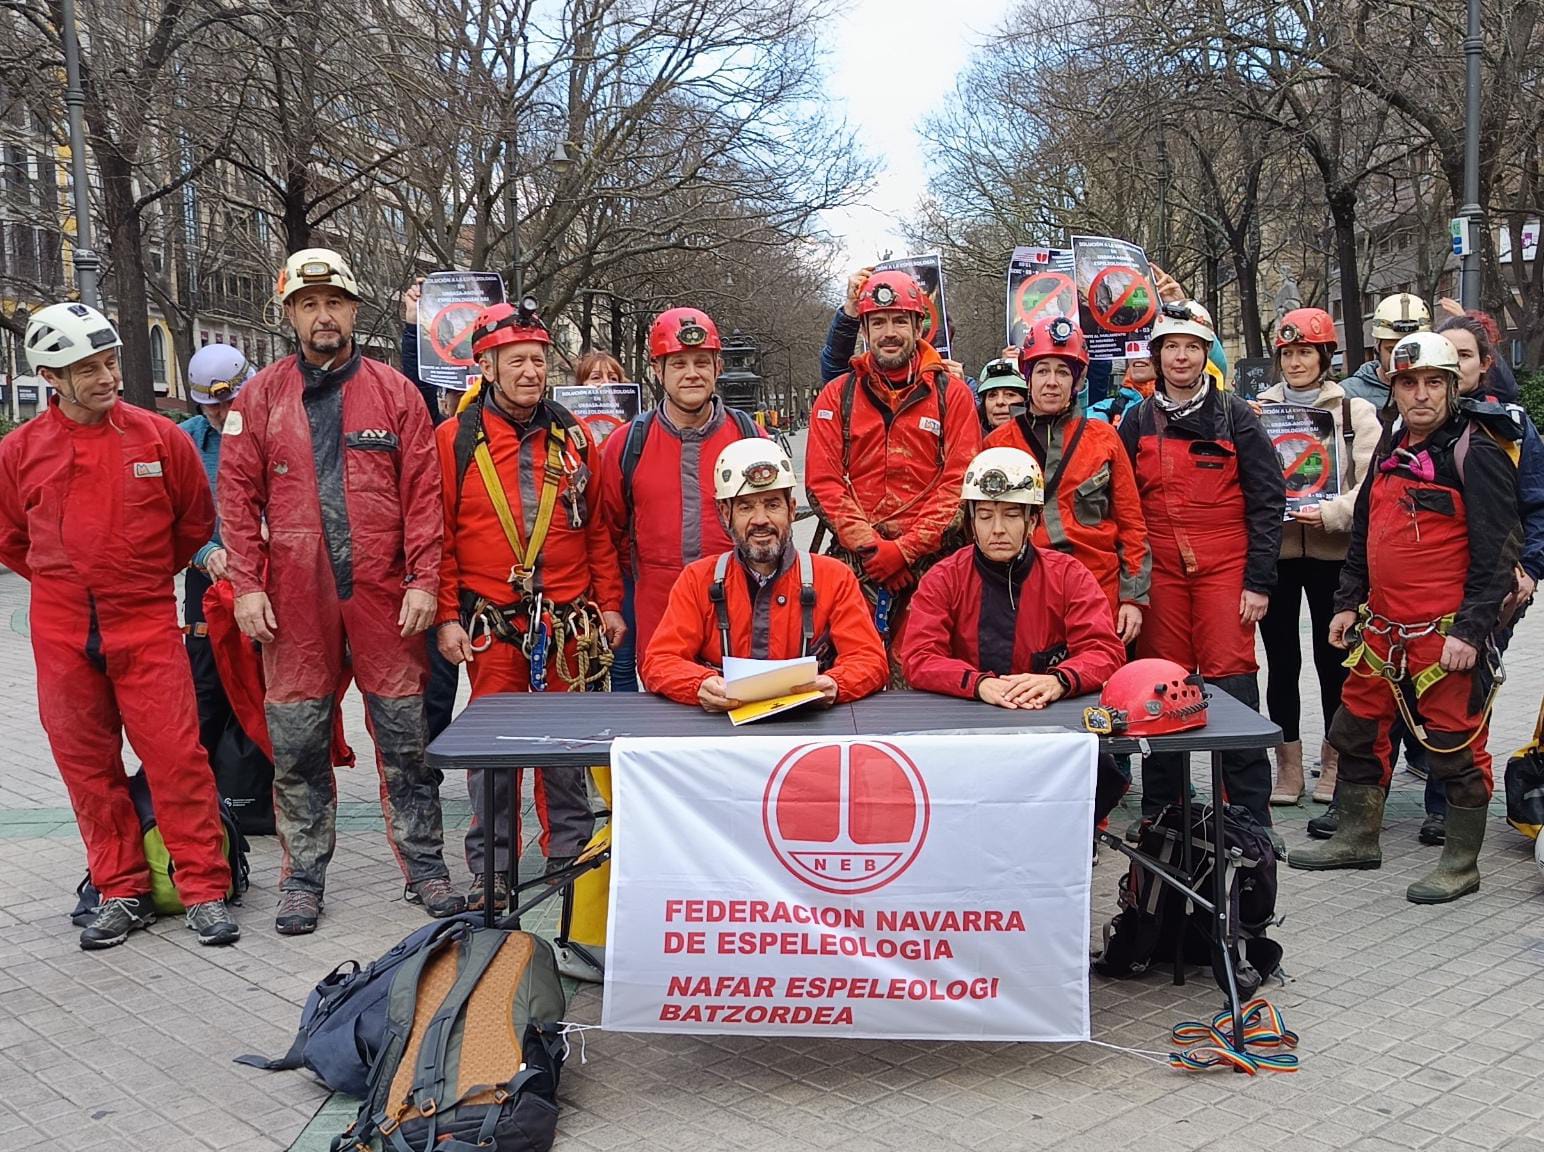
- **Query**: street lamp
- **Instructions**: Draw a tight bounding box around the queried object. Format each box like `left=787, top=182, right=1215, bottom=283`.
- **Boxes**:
left=60, top=0, right=100, bottom=308
left=505, top=136, right=583, bottom=299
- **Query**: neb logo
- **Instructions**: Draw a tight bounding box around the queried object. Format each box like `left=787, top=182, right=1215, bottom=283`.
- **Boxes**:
left=762, top=741, right=930, bottom=894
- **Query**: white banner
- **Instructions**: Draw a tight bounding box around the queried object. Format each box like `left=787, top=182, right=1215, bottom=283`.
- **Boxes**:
left=602, top=733, right=1096, bottom=1040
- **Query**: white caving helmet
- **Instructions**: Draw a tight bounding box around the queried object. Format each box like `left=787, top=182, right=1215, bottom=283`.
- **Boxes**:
left=188, top=343, right=255, bottom=405
left=713, top=438, right=797, bottom=501
left=1371, top=292, right=1432, bottom=342
left=962, top=446, right=1045, bottom=506
left=1149, top=300, right=1216, bottom=350
left=1388, top=332, right=1460, bottom=382
left=24, top=302, right=122, bottom=372
left=276, top=247, right=360, bottom=304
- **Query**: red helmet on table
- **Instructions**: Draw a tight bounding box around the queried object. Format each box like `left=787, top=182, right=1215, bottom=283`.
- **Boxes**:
left=1019, top=314, right=1091, bottom=381
left=1083, top=659, right=1210, bottom=736
left=471, top=298, right=550, bottom=357
left=855, top=270, right=929, bottom=318
left=1274, top=308, right=1338, bottom=351
left=649, top=307, right=723, bottom=358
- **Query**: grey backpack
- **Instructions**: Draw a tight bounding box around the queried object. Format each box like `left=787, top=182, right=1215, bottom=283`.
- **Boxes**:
left=332, top=920, right=569, bottom=1152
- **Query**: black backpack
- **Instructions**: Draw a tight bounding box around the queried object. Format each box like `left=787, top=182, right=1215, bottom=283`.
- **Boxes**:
left=71, top=768, right=250, bottom=925
left=212, top=719, right=276, bottom=836
left=1094, top=802, right=1282, bottom=998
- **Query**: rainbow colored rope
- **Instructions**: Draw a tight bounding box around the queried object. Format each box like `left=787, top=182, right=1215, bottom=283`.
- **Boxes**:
left=1168, top=998, right=1299, bottom=1074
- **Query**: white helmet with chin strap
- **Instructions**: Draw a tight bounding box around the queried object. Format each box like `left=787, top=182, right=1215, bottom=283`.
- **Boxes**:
left=713, top=438, right=797, bottom=500
left=1149, top=300, right=1216, bottom=349
left=962, top=446, right=1045, bottom=506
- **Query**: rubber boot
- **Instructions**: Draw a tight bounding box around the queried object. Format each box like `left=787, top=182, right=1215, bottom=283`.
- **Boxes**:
left=1312, top=742, right=1339, bottom=803
left=1406, top=803, right=1485, bottom=904
left=1270, top=741, right=1304, bottom=805
left=1288, top=781, right=1384, bottom=870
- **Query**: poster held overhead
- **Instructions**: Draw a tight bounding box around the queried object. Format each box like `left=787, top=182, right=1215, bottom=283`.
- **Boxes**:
left=876, top=253, right=952, bottom=360
left=416, top=270, right=506, bottom=392
left=1070, top=236, right=1159, bottom=361
left=1005, top=246, right=1077, bottom=348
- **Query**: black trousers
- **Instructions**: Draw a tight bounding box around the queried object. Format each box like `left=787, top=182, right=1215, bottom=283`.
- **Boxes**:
left=1259, top=556, right=1346, bottom=744
left=183, top=567, right=233, bottom=764
left=1140, top=673, right=1272, bottom=827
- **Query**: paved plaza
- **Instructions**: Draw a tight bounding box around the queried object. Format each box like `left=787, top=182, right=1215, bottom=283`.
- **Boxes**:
left=2, top=552, right=1543, bottom=1151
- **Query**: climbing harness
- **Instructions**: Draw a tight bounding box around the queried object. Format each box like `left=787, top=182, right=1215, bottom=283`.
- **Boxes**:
left=707, top=550, right=816, bottom=659
left=461, top=592, right=613, bottom=693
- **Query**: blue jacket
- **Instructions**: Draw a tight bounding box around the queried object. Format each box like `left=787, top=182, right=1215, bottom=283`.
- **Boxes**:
left=1511, top=410, right=1544, bottom=580
left=400, top=323, right=447, bottom=425
left=819, top=307, right=862, bottom=383
left=1087, top=386, right=1147, bottom=427
left=178, top=413, right=223, bottom=567
left=1341, top=359, right=1389, bottom=409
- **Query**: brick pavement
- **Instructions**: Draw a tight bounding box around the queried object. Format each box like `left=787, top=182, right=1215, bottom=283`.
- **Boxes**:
left=3, top=528, right=1544, bottom=1149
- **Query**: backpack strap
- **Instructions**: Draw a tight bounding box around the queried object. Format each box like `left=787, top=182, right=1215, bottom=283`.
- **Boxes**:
left=1341, top=396, right=1357, bottom=488
left=796, top=549, right=816, bottom=658
left=840, top=373, right=857, bottom=478
left=727, top=407, right=759, bottom=439
left=709, top=551, right=734, bottom=659
left=467, top=405, right=569, bottom=591
left=1454, top=422, right=1474, bottom=485
left=619, top=410, right=656, bottom=523
left=411, top=929, right=510, bottom=1114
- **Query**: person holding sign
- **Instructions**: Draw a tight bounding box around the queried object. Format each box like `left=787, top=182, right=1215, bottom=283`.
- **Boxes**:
left=1255, top=309, right=1381, bottom=808
left=1117, top=300, right=1285, bottom=835
left=601, top=307, right=762, bottom=683
left=983, top=315, right=1149, bottom=640
left=433, top=300, right=625, bottom=910
left=899, top=447, right=1130, bottom=822
left=219, top=248, right=461, bottom=934
left=1087, top=345, right=1156, bottom=428
left=643, top=439, right=888, bottom=710
left=1290, top=333, right=1520, bottom=903
left=805, top=270, right=982, bottom=683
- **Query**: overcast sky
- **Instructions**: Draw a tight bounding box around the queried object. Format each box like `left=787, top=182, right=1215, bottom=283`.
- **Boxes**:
left=818, top=0, right=1012, bottom=276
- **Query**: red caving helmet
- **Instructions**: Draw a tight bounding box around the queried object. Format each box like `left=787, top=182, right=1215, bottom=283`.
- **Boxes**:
left=855, top=270, right=929, bottom=319
left=471, top=300, right=550, bottom=357
left=649, top=307, right=723, bottom=358
left=1274, top=307, right=1338, bottom=351
left=1019, top=314, right=1091, bottom=381
left=1083, top=659, right=1210, bottom=737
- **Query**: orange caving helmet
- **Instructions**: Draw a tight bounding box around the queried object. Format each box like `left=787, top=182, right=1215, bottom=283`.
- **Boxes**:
left=1275, top=308, right=1338, bottom=352
left=470, top=299, right=550, bottom=357
left=1083, top=658, right=1211, bottom=737
left=855, top=270, right=929, bottom=319
left=649, top=307, right=723, bottom=358
left=1019, top=314, right=1091, bottom=381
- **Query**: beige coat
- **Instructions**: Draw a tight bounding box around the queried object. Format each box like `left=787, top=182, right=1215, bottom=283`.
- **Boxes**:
left=1258, top=378, right=1382, bottom=562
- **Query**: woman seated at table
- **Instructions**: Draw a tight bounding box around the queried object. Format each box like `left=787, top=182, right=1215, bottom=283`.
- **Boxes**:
left=900, top=447, right=1130, bottom=821
left=643, top=439, right=890, bottom=711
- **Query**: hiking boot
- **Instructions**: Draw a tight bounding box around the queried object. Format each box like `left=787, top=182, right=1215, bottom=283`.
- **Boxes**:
left=406, top=876, right=466, bottom=918
left=79, top=894, right=157, bottom=950
left=1270, top=741, right=1304, bottom=805
left=544, top=855, right=578, bottom=884
left=1418, top=811, right=1447, bottom=846
left=1407, top=803, right=1485, bottom=904
left=1312, top=742, right=1339, bottom=803
left=466, top=873, right=511, bottom=913
left=1307, top=803, right=1339, bottom=840
left=1267, top=828, right=1286, bottom=857
left=186, top=899, right=240, bottom=946
left=1288, top=781, right=1384, bottom=871
left=275, top=890, right=322, bottom=936
left=1124, top=817, right=1146, bottom=844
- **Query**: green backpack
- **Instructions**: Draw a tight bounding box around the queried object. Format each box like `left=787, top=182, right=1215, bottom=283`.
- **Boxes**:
left=71, top=768, right=249, bottom=923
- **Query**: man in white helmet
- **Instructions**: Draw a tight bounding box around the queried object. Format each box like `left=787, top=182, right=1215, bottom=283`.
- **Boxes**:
left=900, top=447, right=1131, bottom=823
left=1290, top=332, right=1520, bottom=904
left=218, top=248, right=462, bottom=934
left=0, top=303, right=239, bottom=948
left=179, top=343, right=256, bottom=762
left=643, top=438, right=889, bottom=709
left=1342, top=291, right=1432, bottom=411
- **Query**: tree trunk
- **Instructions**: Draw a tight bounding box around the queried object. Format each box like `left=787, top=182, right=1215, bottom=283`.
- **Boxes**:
left=97, top=146, right=157, bottom=411
left=283, top=157, right=311, bottom=252
left=1328, top=186, right=1365, bottom=367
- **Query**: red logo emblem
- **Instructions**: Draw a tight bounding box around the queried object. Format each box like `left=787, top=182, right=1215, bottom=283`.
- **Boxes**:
left=762, top=741, right=930, bottom=894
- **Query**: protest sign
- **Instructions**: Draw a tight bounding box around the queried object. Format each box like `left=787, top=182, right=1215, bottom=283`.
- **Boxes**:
left=1259, top=402, right=1342, bottom=517
left=876, top=253, right=951, bottom=359
left=416, top=271, right=505, bottom=391
left=1005, top=246, right=1077, bottom=347
left=1071, top=236, right=1159, bottom=361
left=603, top=732, right=1095, bottom=1040
left=551, top=383, right=642, bottom=447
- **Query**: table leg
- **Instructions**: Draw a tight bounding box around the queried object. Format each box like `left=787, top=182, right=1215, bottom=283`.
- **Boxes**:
left=482, top=765, right=497, bottom=930
left=1211, top=750, right=1246, bottom=1054
left=1174, top=761, right=1192, bottom=987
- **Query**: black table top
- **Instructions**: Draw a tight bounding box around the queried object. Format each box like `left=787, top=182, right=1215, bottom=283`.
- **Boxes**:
left=427, top=688, right=1280, bottom=769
